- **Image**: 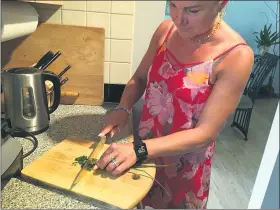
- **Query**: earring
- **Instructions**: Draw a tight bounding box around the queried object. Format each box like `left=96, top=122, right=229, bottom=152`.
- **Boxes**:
left=220, top=8, right=226, bottom=17
left=221, top=3, right=227, bottom=16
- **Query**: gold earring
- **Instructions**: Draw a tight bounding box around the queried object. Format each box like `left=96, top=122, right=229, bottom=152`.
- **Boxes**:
left=221, top=7, right=227, bottom=17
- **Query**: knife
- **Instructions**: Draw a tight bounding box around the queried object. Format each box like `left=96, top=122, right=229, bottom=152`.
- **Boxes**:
left=70, top=134, right=108, bottom=190
left=34, top=51, right=54, bottom=69
left=41, top=51, right=62, bottom=71
left=60, top=77, right=69, bottom=86
left=58, top=65, right=72, bottom=78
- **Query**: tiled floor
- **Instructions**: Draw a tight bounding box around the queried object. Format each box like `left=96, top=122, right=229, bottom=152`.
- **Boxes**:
left=207, top=98, right=279, bottom=209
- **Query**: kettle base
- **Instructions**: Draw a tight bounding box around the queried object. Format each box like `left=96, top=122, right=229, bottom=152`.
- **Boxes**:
left=12, top=125, right=49, bottom=137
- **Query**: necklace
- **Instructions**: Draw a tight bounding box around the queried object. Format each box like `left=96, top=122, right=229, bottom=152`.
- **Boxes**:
left=188, top=14, right=222, bottom=45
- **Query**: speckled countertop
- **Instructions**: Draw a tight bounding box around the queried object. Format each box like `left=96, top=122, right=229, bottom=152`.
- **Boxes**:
left=1, top=104, right=133, bottom=209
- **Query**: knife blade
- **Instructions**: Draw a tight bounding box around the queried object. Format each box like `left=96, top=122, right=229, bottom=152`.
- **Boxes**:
left=41, top=51, right=62, bottom=71
left=58, top=65, right=72, bottom=78
left=60, top=77, right=69, bottom=86
left=34, top=51, right=54, bottom=69
left=70, top=135, right=108, bottom=190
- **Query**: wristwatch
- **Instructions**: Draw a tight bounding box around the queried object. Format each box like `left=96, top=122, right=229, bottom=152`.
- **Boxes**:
left=133, top=140, right=148, bottom=164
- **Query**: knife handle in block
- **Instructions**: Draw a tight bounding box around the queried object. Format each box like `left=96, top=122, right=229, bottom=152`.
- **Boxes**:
left=61, top=91, right=79, bottom=97
left=60, top=91, right=79, bottom=105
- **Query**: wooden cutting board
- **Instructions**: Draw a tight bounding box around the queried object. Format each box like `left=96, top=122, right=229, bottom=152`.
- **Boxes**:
left=1, top=23, right=105, bottom=105
left=20, top=137, right=156, bottom=209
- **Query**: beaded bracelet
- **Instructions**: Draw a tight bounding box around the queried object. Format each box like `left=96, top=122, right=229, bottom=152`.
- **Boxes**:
left=114, top=106, right=131, bottom=115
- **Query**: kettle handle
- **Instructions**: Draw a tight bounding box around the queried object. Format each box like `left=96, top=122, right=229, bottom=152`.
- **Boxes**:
left=1, top=74, right=3, bottom=93
left=42, top=72, right=61, bottom=114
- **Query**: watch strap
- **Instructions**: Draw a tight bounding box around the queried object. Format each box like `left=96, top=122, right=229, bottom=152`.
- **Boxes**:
left=134, top=141, right=148, bottom=164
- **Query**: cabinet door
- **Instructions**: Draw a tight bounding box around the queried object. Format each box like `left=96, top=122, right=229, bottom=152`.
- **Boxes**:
left=19, top=0, right=63, bottom=5
left=35, top=1, right=63, bottom=5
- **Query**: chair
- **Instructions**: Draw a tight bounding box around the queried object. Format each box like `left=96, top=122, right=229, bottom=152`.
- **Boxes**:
left=231, top=52, right=279, bottom=140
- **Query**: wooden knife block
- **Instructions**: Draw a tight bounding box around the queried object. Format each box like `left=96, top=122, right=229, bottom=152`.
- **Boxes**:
left=45, top=81, right=79, bottom=106
left=60, top=91, right=79, bottom=105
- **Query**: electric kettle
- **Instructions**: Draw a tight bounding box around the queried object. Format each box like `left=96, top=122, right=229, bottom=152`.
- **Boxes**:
left=1, top=67, right=61, bottom=135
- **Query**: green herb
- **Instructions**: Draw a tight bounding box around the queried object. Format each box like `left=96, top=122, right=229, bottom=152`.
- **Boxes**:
left=72, top=155, right=98, bottom=171
left=72, top=155, right=171, bottom=171
left=72, top=155, right=171, bottom=196
left=133, top=164, right=170, bottom=168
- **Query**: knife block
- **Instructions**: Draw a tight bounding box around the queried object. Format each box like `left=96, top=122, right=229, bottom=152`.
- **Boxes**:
left=45, top=81, right=79, bottom=106
left=60, top=91, right=79, bottom=105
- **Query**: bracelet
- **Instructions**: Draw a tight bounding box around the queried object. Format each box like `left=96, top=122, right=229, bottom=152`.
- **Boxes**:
left=114, top=106, right=131, bottom=115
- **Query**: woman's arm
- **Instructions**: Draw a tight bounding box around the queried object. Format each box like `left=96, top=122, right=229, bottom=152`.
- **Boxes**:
left=118, top=21, right=172, bottom=110
left=94, top=26, right=254, bottom=176
left=99, top=21, right=173, bottom=137
left=144, top=46, right=255, bottom=158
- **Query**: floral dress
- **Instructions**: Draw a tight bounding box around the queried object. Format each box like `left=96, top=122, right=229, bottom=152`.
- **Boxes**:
left=138, top=24, right=247, bottom=209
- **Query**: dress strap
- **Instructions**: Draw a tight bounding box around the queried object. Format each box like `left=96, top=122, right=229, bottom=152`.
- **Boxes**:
left=213, top=43, right=248, bottom=68
left=164, top=23, right=175, bottom=44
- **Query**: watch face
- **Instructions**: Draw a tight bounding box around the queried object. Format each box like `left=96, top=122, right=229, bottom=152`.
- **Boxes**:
left=134, top=142, right=148, bottom=163
left=137, top=145, right=147, bottom=155
left=135, top=144, right=148, bottom=158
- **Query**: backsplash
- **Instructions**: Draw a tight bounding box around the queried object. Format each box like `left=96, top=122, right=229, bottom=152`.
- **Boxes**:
left=30, top=1, right=134, bottom=86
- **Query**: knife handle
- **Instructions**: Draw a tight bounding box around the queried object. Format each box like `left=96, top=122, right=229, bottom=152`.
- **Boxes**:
left=61, top=91, right=79, bottom=97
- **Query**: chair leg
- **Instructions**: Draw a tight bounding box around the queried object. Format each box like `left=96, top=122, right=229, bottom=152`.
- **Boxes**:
left=231, top=110, right=238, bottom=127
left=243, top=109, right=252, bottom=141
left=231, top=108, right=252, bottom=140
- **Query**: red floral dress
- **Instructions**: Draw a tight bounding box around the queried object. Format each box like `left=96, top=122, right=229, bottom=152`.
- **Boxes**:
left=138, top=25, right=247, bottom=209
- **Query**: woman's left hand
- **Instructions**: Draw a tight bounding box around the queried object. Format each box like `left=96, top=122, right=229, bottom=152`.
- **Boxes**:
left=93, top=142, right=137, bottom=176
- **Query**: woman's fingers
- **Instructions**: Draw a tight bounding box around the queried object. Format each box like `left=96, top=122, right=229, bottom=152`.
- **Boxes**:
left=99, top=125, right=121, bottom=138
left=111, top=162, right=128, bottom=176
left=93, top=143, right=136, bottom=176
left=94, top=143, right=119, bottom=170
left=95, top=151, right=119, bottom=170
left=109, top=126, right=121, bottom=137
left=98, top=124, right=115, bottom=137
left=93, top=145, right=113, bottom=170
left=99, top=109, right=128, bottom=138
left=106, top=155, right=125, bottom=174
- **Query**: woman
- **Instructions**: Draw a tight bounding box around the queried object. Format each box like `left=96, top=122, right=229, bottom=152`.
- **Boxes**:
left=95, top=1, right=254, bottom=208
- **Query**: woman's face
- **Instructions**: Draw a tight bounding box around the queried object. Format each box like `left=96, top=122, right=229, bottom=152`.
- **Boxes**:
left=169, top=1, right=222, bottom=39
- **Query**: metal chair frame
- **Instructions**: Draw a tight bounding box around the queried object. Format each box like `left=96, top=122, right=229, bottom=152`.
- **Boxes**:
left=231, top=52, right=279, bottom=140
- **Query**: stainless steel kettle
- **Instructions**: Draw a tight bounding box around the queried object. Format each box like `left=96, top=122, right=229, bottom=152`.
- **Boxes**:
left=1, top=67, right=61, bottom=134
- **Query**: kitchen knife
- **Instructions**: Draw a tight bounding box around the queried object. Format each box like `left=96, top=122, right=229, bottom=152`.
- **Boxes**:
left=70, top=134, right=108, bottom=190
left=58, top=65, right=72, bottom=78
left=34, top=51, right=54, bottom=69
left=41, top=51, right=62, bottom=71
left=60, top=77, right=69, bottom=86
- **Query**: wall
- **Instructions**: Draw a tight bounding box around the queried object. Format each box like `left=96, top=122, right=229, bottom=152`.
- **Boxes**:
left=248, top=103, right=279, bottom=209
left=261, top=153, right=279, bottom=209
left=30, top=1, right=135, bottom=85
left=131, top=1, right=166, bottom=75
left=164, top=1, right=280, bottom=93
left=223, top=1, right=279, bottom=94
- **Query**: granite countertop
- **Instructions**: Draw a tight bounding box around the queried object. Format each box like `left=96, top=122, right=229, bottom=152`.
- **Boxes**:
left=1, top=103, right=133, bottom=209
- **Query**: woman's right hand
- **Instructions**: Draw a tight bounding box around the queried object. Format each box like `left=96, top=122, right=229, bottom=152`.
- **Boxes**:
left=98, top=109, right=129, bottom=138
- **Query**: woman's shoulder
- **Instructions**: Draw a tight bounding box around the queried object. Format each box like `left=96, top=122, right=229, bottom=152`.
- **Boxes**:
left=157, top=19, right=174, bottom=32
left=153, top=19, right=174, bottom=44
left=215, top=22, right=254, bottom=61
left=214, top=22, right=254, bottom=78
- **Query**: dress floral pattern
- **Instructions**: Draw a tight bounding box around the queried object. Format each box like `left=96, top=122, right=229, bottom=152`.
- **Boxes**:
left=139, top=24, right=247, bottom=209
left=139, top=40, right=216, bottom=208
left=146, top=81, right=175, bottom=125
